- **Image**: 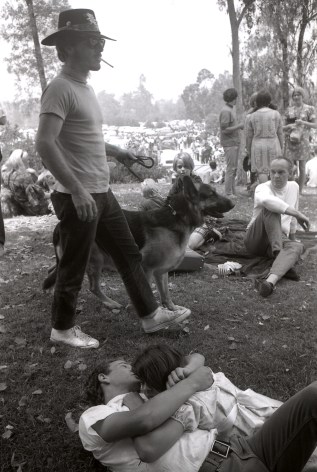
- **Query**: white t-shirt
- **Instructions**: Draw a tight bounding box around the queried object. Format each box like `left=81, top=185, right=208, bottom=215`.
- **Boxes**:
left=306, top=157, right=317, bottom=187
left=40, top=73, right=110, bottom=194
left=248, top=180, right=299, bottom=236
left=79, top=393, right=215, bottom=472
left=79, top=394, right=147, bottom=472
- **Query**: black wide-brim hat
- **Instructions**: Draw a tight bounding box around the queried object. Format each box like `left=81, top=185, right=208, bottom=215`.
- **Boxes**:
left=41, top=8, right=115, bottom=46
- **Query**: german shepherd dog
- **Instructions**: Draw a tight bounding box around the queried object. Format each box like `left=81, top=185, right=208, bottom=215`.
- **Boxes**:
left=43, top=176, right=234, bottom=310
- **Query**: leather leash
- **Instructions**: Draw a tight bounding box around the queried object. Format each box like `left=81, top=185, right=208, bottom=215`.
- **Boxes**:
left=123, top=155, right=155, bottom=182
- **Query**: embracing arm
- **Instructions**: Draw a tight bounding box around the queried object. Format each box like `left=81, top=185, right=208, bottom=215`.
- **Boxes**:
left=36, top=113, right=97, bottom=221
left=134, top=417, right=184, bottom=462
left=134, top=354, right=209, bottom=462
left=92, top=366, right=213, bottom=443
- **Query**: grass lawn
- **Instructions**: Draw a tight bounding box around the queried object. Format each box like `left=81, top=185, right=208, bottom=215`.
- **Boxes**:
left=0, top=182, right=316, bottom=471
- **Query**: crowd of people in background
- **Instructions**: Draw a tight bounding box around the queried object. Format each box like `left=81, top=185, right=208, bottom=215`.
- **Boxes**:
left=1, top=87, right=317, bottom=225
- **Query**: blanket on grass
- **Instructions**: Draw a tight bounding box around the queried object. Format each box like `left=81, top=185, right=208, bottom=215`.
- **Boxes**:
left=198, top=218, right=317, bottom=278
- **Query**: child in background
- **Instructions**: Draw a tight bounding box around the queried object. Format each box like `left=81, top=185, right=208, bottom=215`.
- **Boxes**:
left=139, top=178, right=165, bottom=211
left=169, top=152, right=202, bottom=196
left=133, top=344, right=282, bottom=441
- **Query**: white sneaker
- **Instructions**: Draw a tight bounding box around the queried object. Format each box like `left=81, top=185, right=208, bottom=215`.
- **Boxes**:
left=142, top=306, right=191, bottom=333
left=50, top=326, right=99, bottom=349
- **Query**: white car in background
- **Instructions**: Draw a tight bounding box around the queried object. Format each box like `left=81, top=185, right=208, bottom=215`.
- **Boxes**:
left=159, top=149, right=176, bottom=168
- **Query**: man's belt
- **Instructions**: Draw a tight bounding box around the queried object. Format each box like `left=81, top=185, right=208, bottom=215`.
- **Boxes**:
left=204, top=439, right=231, bottom=468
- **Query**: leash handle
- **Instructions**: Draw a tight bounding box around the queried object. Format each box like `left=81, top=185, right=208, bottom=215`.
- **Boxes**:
left=134, top=155, right=155, bottom=169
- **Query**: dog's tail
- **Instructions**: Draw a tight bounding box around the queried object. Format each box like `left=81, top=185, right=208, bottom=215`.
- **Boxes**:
left=42, top=223, right=61, bottom=290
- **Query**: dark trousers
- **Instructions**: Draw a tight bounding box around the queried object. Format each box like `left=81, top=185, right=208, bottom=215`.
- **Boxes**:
left=200, top=382, right=317, bottom=472
left=248, top=381, right=317, bottom=471
left=51, top=190, right=158, bottom=330
left=244, top=209, right=303, bottom=278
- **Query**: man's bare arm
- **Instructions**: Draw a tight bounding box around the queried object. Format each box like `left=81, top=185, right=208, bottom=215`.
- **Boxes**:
left=36, top=113, right=97, bottom=222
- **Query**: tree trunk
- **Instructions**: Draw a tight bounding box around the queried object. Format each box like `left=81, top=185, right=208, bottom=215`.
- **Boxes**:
left=25, top=0, right=47, bottom=92
left=280, top=37, right=290, bottom=111
left=227, top=0, right=246, bottom=185
left=297, top=1, right=309, bottom=87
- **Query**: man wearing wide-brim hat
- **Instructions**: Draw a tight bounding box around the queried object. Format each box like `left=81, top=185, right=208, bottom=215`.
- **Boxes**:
left=36, top=9, right=191, bottom=349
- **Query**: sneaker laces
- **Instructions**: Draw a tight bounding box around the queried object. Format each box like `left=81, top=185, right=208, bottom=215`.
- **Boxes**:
left=72, top=326, right=93, bottom=340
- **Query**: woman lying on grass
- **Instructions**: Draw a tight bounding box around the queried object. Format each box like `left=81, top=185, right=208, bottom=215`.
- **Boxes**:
left=132, top=344, right=282, bottom=440
left=79, top=345, right=317, bottom=472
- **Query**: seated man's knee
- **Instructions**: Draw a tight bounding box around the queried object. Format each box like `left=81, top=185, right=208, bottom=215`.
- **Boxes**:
left=298, top=382, right=317, bottom=414
left=262, top=208, right=281, bottom=221
left=292, top=241, right=304, bottom=256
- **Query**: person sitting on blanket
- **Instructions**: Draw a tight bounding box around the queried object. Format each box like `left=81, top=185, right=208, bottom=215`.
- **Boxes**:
left=133, top=344, right=282, bottom=441
left=244, top=156, right=310, bottom=297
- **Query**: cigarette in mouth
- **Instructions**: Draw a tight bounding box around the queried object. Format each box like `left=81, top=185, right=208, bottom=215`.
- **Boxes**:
left=101, top=58, right=114, bottom=68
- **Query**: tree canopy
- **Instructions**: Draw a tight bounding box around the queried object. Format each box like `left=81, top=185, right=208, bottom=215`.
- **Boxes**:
left=0, top=0, right=70, bottom=97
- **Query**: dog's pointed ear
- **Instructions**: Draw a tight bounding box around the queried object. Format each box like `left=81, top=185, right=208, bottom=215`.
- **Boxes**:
left=182, top=175, right=199, bottom=201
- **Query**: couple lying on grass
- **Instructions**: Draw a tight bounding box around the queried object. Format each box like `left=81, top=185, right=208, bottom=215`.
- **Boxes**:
left=79, top=344, right=317, bottom=472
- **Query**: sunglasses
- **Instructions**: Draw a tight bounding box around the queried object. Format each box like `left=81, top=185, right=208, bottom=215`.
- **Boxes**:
left=86, top=37, right=106, bottom=50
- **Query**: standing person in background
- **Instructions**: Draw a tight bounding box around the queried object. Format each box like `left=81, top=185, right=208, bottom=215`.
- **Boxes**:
left=283, top=87, right=316, bottom=194
left=246, top=90, right=284, bottom=184
left=36, top=9, right=190, bottom=350
left=244, top=92, right=258, bottom=192
left=0, top=105, right=6, bottom=256
left=219, top=88, right=244, bottom=197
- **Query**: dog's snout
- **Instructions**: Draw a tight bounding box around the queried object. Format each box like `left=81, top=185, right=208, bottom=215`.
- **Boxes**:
left=228, top=198, right=235, bottom=210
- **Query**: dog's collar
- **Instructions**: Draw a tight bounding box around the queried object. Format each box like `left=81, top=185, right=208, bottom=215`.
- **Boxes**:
left=166, top=203, right=177, bottom=216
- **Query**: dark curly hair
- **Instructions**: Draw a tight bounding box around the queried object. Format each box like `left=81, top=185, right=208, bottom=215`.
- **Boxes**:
left=223, top=88, right=238, bottom=103
left=132, top=344, right=184, bottom=393
left=83, top=361, right=113, bottom=406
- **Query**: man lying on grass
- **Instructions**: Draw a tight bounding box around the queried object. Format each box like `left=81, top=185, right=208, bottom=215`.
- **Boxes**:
left=79, top=344, right=317, bottom=472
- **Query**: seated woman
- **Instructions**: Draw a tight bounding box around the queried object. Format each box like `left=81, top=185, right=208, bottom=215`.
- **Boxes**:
left=169, top=151, right=202, bottom=195
left=1, top=149, right=50, bottom=217
left=79, top=349, right=317, bottom=472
